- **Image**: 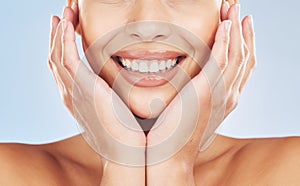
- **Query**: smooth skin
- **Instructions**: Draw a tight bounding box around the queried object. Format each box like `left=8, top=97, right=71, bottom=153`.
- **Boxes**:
left=1, top=1, right=300, bottom=186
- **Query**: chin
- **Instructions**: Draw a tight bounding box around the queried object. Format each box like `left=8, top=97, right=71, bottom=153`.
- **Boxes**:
left=126, top=85, right=178, bottom=119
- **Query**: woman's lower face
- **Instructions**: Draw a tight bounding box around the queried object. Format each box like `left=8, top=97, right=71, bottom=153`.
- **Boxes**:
left=78, top=0, right=221, bottom=119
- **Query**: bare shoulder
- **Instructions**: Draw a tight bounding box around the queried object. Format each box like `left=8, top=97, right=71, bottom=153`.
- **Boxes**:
left=0, top=142, right=65, bottom=185
left=0, top=135, right=101, bottom=186
left=233, top=137, right=300, bottom=184
left=242, top=137, right=300, bottom=165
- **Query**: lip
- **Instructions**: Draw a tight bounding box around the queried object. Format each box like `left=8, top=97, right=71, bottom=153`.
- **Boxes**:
left=114, top=50, right=184, bottom=60
left=112, top=50, right=187, bottom=87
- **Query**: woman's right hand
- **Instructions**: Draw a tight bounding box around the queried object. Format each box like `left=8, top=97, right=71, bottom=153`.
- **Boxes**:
left=48, top=5, right=146, bottom=185
left=146, top=2, right=256, bottom=185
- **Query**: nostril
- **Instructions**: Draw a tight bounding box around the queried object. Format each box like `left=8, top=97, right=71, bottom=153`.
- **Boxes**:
left=153, top=34, right=167, bottom=40
left=130, top=33, right=168, bottom=41
left=130, top=33, right=141, bottom=39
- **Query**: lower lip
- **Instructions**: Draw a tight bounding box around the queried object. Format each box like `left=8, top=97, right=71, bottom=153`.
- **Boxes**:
left=114, top=61, right=181, bottom=87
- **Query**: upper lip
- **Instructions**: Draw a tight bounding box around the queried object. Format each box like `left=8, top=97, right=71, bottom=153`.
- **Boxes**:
left=113, top=50, right=186, bottom=60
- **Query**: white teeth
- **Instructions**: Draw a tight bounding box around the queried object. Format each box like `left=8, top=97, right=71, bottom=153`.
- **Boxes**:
left=166, top=59, right=172, bottom=69
left=139, top=61, right=148, bottom=73
left=118, top=58, right=180, bottom=73
left=171, top=59, right=176, bottom=67
left=131, top=60, right=139, bottom=71
left=159, top=60, right=166, bottom=70
left=123, top=59, right=131, bottom=68
left=149, top=60, right=159, bottom=73
left=124, top=59, right=131, bottom=69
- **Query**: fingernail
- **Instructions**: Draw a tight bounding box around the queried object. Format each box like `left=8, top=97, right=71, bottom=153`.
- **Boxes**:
left=225, top=1, right=230, bottom=9
left=62, top=6, right=67, bottom=18
left=71, top=2, right=78, bottom=10
left=235, top=4, right=240, bottom=18
left=222, top=1, right=229, bottom=12
left=50, top=15, right=54, bottom=28
left=224, top=20, right=232, bottom=32
left=247, top=15, right=253, bottom=28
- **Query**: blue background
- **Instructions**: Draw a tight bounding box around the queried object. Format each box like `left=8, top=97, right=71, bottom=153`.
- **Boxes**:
left=0, top=0, right=299, bottom=144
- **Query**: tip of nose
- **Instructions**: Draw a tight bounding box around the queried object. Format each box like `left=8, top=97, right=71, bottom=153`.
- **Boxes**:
left=130, top=33, right=168, bottom=41
left=126, top=21, right=172, bottom=41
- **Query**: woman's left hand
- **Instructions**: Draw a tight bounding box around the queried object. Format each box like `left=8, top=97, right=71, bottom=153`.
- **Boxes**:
left=48, top=5, right=146, bottom=185
left=146, top=3, right=256, bottom=185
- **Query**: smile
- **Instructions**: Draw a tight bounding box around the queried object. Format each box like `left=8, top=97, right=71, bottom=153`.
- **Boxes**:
left=111, top=50, right=187, bottom=87
left=112, top=56, right=186, bottom=73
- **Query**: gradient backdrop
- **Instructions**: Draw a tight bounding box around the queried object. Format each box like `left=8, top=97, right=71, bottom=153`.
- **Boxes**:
left=0, top=0, right=299, bottom=144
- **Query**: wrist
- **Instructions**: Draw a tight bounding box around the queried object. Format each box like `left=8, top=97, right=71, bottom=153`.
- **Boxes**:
left=147, top=159, right=195, bottom=186
left=101, top=160, right=145, bottom=186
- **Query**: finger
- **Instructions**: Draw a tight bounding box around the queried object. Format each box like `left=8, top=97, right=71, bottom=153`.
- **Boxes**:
left=232, top=42, right=250, bottom=92
left=192, top=20, right=231, bottom=97
left=49, top=15, right=60, bottom=52
left=231, top=52, right=247, bottom=94
left=50, top=19, right=64, bottom=65
left=61, top=20, right=81, bottom=79
left=242, top=16, right=256, bottom=56
left=221, top=1, right=230, bottom=21
left=50, top=7, right=75, bottom=62
left=48, top=60, right=63, bottom=90
left=49, top=49, right=75, bottom=114
left=239, top=15, right=257, bottom=92
left=211, top=20, right=232, bottom=73
left=71, top=2, right=79, bottom=27
left=223, top=4, right=245, bottom=91
left=63, top=6, right=79, bottom=28
left=50, top=20, right=74, bottom=91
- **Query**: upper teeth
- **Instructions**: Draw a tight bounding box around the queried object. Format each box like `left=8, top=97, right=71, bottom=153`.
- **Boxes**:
left=119, top=58, right=177, bottom=73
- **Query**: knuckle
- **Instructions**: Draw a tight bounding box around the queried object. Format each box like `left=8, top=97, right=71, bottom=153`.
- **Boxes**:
left=244, top=46, right=250, bottom=61
left=247, top=54, right=257, bottom=69
left=47, top=60, right=53, bottom=71
left=251, top=55, right=257, bottom=69
left=61, top=90, right=71, bottom=107
left=49, top=52, right=58, bottom=64
left=227, top=101, right=237, bottom=112
left=62, top=95, right=68, bottom=105
left=227, top=93, right=240, bottom=111
left=233, top=53, right=245, bottom=66
left=220, top=34, right=229, bottom=46
left=62, top=34, right=68, bottom=43
left=218, top=58, right=228, bottom=70
left=62, top=56, right=71, bottom=71
left=62, top=96, right=70, bottom=107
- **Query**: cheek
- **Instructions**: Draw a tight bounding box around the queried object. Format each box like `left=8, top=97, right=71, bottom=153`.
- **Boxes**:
left=195, top=17, right=219, bottom=48
left=79, top=9, right=127, bottom=50
left=188, top=18, right=219, bottom=47
left=174, top=5, right=220, bottom=48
